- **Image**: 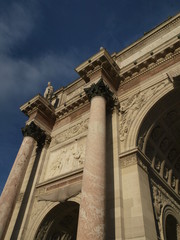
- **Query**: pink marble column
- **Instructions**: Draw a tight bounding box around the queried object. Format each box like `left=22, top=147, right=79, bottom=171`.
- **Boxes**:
left=0, top=122, right=45, bottom=239
left=77, top=79, right=114, bottom=240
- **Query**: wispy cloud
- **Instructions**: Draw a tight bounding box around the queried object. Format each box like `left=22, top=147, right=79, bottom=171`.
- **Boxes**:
left=0, top=2, right=79, bottom=107
left=0, top=3, right=34, bottom=54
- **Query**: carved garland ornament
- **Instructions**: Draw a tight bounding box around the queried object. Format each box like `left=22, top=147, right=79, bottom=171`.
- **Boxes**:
left=51, top=119, right=88, bottom=147
left=119, top=80, right=169, bottom=142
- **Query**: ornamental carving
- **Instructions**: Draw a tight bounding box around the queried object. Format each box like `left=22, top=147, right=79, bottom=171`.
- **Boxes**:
left=120, top=152, right=147, bottom=172
left=22, top=122, right=46, bottom=146
left=51, top=119, right=88, bottom=147
left=84, top=79, right=115, bottom=110
left=119, top=80, right=169, bottom=142
left=45, top=139, right=85, bottom=180
left=152, top=185, right=163, bottom=220
left=151, top=181, right=180, bottom=239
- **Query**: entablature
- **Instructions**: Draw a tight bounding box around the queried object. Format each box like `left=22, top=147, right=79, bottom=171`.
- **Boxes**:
left=20, top=95, right=56, bottom=132
left=55, top=91, right=88, bottom=118
left=75, top=48, right=121, bottom=90
left=20, top=94, right=55, bottom=118
left=118, top=37, right=180, bottom=85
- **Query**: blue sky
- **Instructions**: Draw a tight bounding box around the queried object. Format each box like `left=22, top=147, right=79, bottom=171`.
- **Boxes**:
left=0, top=0, right=180, bottom=194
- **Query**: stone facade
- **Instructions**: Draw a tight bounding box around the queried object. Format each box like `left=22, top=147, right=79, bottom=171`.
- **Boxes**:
left=1, top=13, right=180, bottom=240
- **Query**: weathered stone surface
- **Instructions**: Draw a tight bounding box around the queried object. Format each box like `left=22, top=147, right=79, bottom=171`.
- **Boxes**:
left=77, top=96, right=106, bottom=239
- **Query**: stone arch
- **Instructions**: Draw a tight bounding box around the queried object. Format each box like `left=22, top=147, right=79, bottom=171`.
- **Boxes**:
left=27, top=194, right=81, bottom=240
left=162, top=205, right=180, bottom=240
left=123, top=79, right=174, bottom=151
left=27, top=201, right=59, bottom=240
left=136, top=86, right=180, bottom=192
left=134, top=78, right=180, bottom=238
left=33, top=201, right=79, bottom=240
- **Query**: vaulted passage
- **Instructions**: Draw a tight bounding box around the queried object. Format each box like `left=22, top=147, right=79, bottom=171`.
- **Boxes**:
left=137, top=88, right=180, bottom=239
left=145, top=105, right=180, bottom=194
left=138, top=89, right=180, bottom=195
left=35, top=201, right=79, bottom=240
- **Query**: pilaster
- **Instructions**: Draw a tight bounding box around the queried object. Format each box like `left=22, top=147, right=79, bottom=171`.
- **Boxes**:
left=120, top=150, right=157, bottom=240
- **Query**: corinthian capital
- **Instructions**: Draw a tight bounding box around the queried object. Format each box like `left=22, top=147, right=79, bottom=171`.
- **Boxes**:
left=84, top=79, right=115, bottom=110
left=21, top=122, right=46, bottom=146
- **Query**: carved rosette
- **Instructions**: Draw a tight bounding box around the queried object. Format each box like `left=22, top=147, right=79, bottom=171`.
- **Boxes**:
left=22, top=122, right=47, bottom=147
left=84, top=79, right=115, bottom=110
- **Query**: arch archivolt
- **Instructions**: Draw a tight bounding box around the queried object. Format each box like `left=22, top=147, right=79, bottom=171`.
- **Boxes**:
left=25, top=192, right=81, bottom=240
left=119, top=77, right=173, bottom=152
left=25, top=199, right=59, bottom=240
left=151, top=181, right=180, bottom=239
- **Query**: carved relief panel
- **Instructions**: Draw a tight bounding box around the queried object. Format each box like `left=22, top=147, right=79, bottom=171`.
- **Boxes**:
left=119, top=80, right=169, bottom=143
left=44, top=138, right=86, bottom=181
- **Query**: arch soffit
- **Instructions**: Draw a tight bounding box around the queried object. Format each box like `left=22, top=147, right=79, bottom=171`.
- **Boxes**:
left=124, top=80, right=174, bottom=151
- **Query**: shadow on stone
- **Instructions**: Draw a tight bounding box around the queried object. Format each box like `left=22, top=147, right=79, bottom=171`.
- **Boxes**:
left=105, top=112, right=115, bottom=240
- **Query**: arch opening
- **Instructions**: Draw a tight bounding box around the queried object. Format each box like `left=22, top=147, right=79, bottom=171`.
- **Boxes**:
left=34, top=201, right=79, bottom=240
left=137, top=88, right=180, bottom=193
left=165, top=214, right=179, bottom=240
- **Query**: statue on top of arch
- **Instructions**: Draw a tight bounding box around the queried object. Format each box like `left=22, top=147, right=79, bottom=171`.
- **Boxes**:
left=44, top=82, right=54, bottom=103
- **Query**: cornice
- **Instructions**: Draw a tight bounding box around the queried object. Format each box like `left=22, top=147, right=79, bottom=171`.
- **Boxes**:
left=115, top=13, right=180, bottom=60
left=36, top=169, right=83, bottom=192
left=75, top=48, right=121, bottom=90
left=55, top=91, right=88, bottom=118
left=20, top=94, right=56, bottom=121
left=119, top=38, right=180, bottom=84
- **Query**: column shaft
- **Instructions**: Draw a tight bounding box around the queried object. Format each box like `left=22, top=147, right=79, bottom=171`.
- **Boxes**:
left=77, top=96, right=106, bottom=240
left=0, top=136, right=35, bottom=239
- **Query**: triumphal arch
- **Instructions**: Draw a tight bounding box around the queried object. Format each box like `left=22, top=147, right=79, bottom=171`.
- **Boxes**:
left=1, top=13, right=180, bottom=240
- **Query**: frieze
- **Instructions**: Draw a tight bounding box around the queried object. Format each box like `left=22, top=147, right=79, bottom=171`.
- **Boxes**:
left=51, top=118, right=88, bottom=147
left=66, top=86, right=84, bottom=101
left=120, top=152, right=147, bottom=172
left=120, top=154, right=137, bottom=168
left=45, top=139, right=85, bottom=180
left=119, top=80, right=169, bottom=142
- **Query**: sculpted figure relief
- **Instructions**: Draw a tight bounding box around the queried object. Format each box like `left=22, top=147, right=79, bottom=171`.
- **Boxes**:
left=152, top=186, right=163, bottom=220
left=44, top=82, right=54, bottom=102
left=119, top=80, right=169, bottom=142
left=45, top=141, right=85, bottom=180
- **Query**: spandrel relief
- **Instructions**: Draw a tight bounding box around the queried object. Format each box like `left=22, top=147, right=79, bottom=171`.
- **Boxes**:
left=45, top=139, right=85, bottom=180
left=119, top=80, right=169, bottom=142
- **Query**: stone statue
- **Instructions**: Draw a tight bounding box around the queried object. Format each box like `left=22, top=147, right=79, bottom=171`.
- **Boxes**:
left=44, top=82, right=54, bottom=102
